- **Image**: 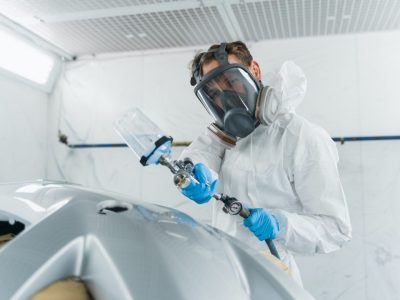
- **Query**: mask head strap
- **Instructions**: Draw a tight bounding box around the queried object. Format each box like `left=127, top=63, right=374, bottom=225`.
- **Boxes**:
left=213, top=43, right=228, bottom=66
left=190, top=64, right=200, bottom=86
left=190, top=42, right=229, bottom=86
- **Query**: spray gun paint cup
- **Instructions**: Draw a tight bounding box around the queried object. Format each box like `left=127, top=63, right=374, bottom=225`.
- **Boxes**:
left=113, top=107, right=172, bottom=166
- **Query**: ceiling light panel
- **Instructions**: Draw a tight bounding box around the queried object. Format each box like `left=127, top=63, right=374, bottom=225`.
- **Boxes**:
left=0, top=0, right=184, bottom=15
left=1, top=0, right=400, bottom=56
left=232, top=0, right=400, bottom=41
left=18, top=6, right=232, bottom=55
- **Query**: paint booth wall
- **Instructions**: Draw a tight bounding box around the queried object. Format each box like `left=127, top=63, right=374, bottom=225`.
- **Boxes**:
left=0, top=74, right=48, bottom=181
left=47, top=30, right=400, bottom=299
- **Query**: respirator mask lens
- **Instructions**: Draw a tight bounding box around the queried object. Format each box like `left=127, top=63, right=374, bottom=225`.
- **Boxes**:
left=195, top=66, right=260, bottom=137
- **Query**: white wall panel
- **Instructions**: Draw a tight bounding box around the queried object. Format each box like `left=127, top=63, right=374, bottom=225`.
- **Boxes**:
left=252, top=35, right=361, bottom=137
left=0, top=74, right=48, bottom=181
left=48, top=30, right=400, bottom=299
left=357, top=31, right=400, bottom=135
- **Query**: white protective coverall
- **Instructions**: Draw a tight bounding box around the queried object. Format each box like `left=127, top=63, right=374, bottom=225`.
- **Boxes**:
left=181, top=61, right=352, bottom=285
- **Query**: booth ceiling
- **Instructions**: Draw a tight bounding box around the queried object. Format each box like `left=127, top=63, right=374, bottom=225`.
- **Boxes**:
left=0, top=0, right=399, bottom=57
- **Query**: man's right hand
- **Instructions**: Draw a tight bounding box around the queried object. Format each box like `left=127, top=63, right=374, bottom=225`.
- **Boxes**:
left=243, top=208, right=280, bottom=240
left=181, top=163, right=218, bottom=204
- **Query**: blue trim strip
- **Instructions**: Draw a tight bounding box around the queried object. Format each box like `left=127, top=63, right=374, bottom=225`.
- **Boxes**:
left=68, top=143, right=128, bottom=148
left=66, top=135, right=400, bottom=148
left=332, top=135, right=400, bottom=144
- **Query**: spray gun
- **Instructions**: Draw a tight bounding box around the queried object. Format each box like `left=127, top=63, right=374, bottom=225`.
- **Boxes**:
left=158, top=155, right=279, bottom=259
left=114, top=108, right=280, bottom=259
left=159, top=155, right=248, bottom=215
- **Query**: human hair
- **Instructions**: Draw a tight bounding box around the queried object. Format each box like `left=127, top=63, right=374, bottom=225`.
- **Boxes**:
left=190, top=41, right=253, bottom=81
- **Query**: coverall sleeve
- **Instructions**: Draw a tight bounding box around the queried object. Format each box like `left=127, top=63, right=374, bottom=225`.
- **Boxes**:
left=179, top=128, right=228, bottom=175
left=272, top=127, right=352, bottom=255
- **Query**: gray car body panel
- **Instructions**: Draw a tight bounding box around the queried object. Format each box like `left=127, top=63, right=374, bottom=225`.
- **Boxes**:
left=0, top=180, right=314, bottom=300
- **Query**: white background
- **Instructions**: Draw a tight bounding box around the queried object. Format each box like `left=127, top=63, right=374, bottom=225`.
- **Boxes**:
left=1, top=29, right=400, bottom=299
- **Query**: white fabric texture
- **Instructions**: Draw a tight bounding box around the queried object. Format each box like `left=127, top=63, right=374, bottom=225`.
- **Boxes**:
left=180, top=61, right=352, bottom=285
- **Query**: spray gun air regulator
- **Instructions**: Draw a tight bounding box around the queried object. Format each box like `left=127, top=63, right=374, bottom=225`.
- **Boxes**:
left=158, top=155, right=250, bottom=218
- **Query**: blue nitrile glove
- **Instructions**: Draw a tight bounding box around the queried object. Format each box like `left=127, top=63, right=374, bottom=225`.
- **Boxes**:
left=181, top=163, right=218, bottom=204
left=144, top=140, right=172, bottom=165
left=243, top=208, right=280, bottom=240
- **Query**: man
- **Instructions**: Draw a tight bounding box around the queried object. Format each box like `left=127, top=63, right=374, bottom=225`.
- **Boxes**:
left=179, top=41, right=351, bottom=284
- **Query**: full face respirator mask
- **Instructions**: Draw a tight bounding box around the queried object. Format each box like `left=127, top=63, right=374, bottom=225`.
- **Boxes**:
left=190, top=43, right=279, bottom=146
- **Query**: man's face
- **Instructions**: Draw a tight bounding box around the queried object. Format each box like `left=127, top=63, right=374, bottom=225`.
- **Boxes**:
left=201, top=55, right=261, bottom=111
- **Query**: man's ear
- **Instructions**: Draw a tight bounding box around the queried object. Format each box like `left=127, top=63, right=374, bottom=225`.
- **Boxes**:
left=250, top=60, right=261, bottom=80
